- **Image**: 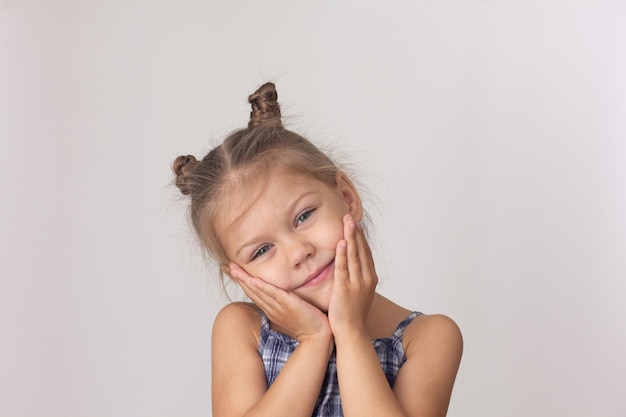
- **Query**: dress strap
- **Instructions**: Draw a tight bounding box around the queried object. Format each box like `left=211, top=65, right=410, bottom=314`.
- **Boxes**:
left=392, top=311, right=421, bottom=339
left=260, top=310, right=270, bottom=331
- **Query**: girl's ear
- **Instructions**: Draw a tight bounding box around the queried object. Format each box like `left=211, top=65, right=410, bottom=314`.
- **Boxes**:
left=336, top=172, right=363, bottom=222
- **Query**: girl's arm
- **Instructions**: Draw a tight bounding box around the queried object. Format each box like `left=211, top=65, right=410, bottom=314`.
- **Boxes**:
left=392, top=314, right=463, bottom=417
left=211, top=302, right=333, bottom=417
left=330, top=216, right=463, bottom=417
left=334, top=314, right=462, bottom=417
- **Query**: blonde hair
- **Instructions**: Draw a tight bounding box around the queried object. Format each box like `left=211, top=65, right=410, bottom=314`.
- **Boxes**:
left=173, top=83, right=343, bottom=265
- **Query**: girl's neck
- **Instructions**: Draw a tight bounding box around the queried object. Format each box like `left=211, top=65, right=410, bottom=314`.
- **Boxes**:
left=366, top=292, right=413, bottom=340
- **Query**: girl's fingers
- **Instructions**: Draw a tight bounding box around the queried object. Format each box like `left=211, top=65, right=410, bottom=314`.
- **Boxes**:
left=353, top=224, right=377, bottom=283
left=229, top=264, right=285, bottom=311
left=340, top=215, right=378, bottom=287
left=334, top=238, right=348, bottom=283
left=328, top=216, right=377, bottom=333
left=334, top=214, right=356, bottom=286
left=344, top=215, right=362, bottom=283
left=234, top=273, right=271, bottom=309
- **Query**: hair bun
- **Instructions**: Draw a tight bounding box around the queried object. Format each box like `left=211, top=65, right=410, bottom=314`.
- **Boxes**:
left=248, top=82, right=281, bottom=128
left=172, top=154, right=198, bottom=195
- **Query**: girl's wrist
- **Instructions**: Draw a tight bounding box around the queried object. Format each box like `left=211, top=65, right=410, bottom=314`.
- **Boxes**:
left=297, top=330, right=335, bottom=356
left=297, top=327, right=333, bottom=342
left=331, top=323, right=370, bottom=346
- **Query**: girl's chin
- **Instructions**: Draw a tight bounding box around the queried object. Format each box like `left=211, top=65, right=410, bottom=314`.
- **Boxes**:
left=297, top=284, right=332, bottom=313
left=302, top=296, right=330, bottom=314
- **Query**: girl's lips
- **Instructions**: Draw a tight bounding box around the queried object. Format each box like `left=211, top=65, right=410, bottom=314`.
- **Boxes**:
left=300, top=260, right=334, bottom=288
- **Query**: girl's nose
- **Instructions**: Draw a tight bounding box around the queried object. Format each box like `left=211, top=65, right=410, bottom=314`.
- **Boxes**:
left=286, top=239, right=315, bottom=268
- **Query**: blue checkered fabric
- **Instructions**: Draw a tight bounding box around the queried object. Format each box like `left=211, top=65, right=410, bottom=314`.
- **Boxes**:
left=259, top=311, right=421, bottom=417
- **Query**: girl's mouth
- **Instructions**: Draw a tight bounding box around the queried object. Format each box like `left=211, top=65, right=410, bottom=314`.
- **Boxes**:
left=299, top=260, right=334, bottom=288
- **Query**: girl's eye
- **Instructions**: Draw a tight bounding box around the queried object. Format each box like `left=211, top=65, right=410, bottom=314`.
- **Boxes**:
left=251, top=244, right=272, bottom=261
left=295, top=208, right=315, bottom=226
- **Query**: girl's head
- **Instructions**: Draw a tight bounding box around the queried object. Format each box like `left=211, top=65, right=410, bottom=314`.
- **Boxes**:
left=173, top=83, right=363, bottom=309
left=173, top=83, right=363, bottom=306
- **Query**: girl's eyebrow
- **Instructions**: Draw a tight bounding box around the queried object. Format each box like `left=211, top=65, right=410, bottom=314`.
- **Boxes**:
left=233, top=191, right=317, bottom=258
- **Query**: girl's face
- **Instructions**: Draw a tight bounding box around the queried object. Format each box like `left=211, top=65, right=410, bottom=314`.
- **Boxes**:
left=219, top=169, right=362, bottom=312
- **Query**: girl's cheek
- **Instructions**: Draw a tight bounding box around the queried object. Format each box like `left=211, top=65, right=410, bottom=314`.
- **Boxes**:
left=251, top=266, right=286, bottom=289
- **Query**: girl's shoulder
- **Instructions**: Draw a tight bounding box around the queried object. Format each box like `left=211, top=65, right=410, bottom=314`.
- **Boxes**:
left=212, top=302, right=263, bottom=347
left=402, top=313, right=463, bottom=360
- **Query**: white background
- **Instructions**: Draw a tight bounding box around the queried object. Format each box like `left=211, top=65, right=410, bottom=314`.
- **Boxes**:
left=2, top=1, right=625, bottom=416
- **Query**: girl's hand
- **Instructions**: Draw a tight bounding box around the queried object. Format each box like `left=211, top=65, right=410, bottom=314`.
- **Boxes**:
left=228, top=263, right=331, bottom=343
left=328, top=214, right=378, bottom=337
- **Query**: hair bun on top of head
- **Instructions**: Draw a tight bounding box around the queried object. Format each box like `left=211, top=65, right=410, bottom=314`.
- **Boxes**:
left=172, top=154, right=198, bottom=195
left=248, top=82, right=282, bottom=128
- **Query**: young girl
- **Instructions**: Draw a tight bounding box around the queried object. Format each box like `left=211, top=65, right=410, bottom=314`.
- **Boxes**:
left=173, top=83, right=462, bottom=417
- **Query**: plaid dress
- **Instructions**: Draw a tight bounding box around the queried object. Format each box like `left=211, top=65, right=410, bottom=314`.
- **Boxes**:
left=259, top=311, right=421, bottom=417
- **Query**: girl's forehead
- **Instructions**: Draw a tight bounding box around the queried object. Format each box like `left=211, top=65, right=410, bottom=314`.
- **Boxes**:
left=215, top=177, right=268, bottom=234
left=215, top=170, right=333, bottom=235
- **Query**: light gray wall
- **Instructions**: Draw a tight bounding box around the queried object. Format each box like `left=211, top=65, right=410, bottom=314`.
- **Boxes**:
left=2, top=1, right=625, bottom=416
